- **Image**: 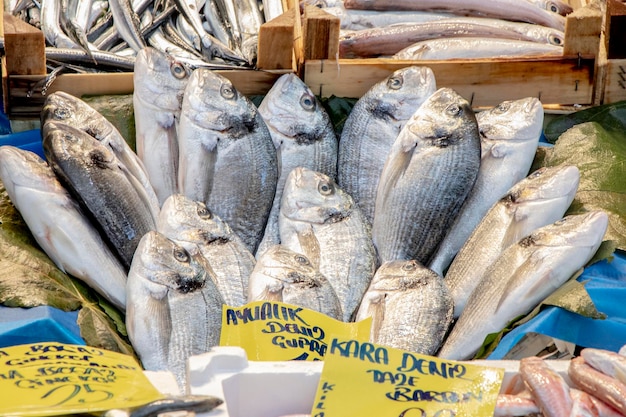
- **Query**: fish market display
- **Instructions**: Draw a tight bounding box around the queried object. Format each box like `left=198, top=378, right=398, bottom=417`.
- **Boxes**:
left=279, top=167, right=377, bottom=322
left=393, top=37, right=564, bottom=60
left=338, top=66, right=437, bottom=224
left=0, top=146, right=127, bottom=311
left=248, top=245, right=343, bottom=320
left=157, top=194, right=255, bottom=307
left=339, top=17, right=564, bottom=58
left=42, top=120, right=156, bottom=270
left=355, top=260, right=453, bottom=355
left=256, top=73, right=338, bottom=258
left=438, top=210, right=609, bottom=361
left=569, top=355, right=626, bottom=415
left=134, top=47, right=192, bottom=206
left=443, top=165, right=580, bottom=318
left=126, top=231, right=225, bottom=391
left=429, top=97, right=544, bottom=276
left=178, top=67, right=278, bottom=254
left=372, top=87, right=481, bottom=264
left=41, top=91, right=160, bottom=222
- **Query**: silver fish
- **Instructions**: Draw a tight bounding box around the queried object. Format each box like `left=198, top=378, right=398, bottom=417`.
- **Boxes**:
left=177, top=68, right=278, bottom=254
left=355, top=260, right=453, bottom=355
left=429, top=97, right=544, bottom=276
left=248, top=245, right=343, bottom=320
left=0, top=146, right=127, bottom=311
left=109, top=0, right=147, bottom=52
left=443, top=165, right=580, bottom=318
left=279, top=167, right=377, bottom=322
left=126, top=231, right=224, bottom=391
left=42, top=121, right=156, bottom=270
left=339, top=18, right=564, bottom=58
left=342, top=0, right=566, bottom=31
left=41, top=91, right=160, bottom=222
left=40, top=0, right=80, bottom=49
left=157, top=194, right=255, bottom=307
left=338, top=66, right=437, bottom=224
left=527, top=0, right=573, bottom=16
left=134, top=47, right=192, bottom=206
left=256, top=73, right=338, bottom=258
left=438, top=210, right=609, bottom=361
left=372, top=87, right=481, bottom=264
left=324, top=7, right=455, bottom=31
left=393, top=37, right=564, bottom=60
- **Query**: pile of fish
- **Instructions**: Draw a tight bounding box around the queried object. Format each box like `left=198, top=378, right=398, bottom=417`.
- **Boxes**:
left=313, top=0, right=572, bottom=59
left=0, top=48, right=611, bottom=392
left=10, top=0, right=281, bottom=71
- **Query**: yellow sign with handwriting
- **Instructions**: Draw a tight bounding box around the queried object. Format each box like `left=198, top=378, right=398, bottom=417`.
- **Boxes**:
left=220, top=301, right=371, bottom=361
left=311, top=337, right=504, bottom=417
left=0, top=342, right=164, bottom=416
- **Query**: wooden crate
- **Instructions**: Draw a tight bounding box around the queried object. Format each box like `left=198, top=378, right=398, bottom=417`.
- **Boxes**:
left=595, top=0, right=626, bottom=104
left=303, top=1, right=603, bottom=108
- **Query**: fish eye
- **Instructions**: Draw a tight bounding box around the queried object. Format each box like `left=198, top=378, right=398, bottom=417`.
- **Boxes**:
left=197, top=204, right=212, bottom=219
left=495, top=102, right=511, bottom=113
left=446, top=103, right=462, bottom=116
left=170, top=62, right=187, bottom=79
left=300, top=94, right=315, bottom=110
left=550, top=35, right=563, bottom=46
left=173, top=247, right=189, bottom=263
left=53, top=108, right=71, bottom=120
left=294, top=254, right=309, bottom=265
left=318, top=181, right=334, bottom=195
left=387, top=75, right=403, bottom=90
left=220, top=83, right=236, bottom=99
left=549, top=3, right=558, bottom=13
left=402, top=261, right=417, bottom=271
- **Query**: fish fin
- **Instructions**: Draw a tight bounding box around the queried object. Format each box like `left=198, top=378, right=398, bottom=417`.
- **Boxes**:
left=259, top=284, right=284, bottom=302
left=375, top=143, right=414, bottom=212
left=489, top=143, right=511, bottom=159
left=495, top=254, right=554, bottom=312
left=367, top=293, right=386, bottom=343
left=296, top=227, right=321, bottom=269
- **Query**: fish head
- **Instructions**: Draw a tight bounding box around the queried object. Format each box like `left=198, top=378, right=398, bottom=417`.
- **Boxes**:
left=257, top=245, right=320, bottom=279
left=405, top=88, right=478, bottom=150
left=370, top=260, right=436, bottom=292
left=477, top=97, right=543, bottom=150
left=507, top=165, right=580, bottom=212
left=525, top=25, right=565, bottom=46
left=158, top=194, right=230, bottom=244
left=527, top=211, right=608, bottom=253
left=281, top=167, right=353, bottom=224
left=183, top=68, right=258, bottom=137
left=132, top=231, right=207, bottom=294
left=0, top=146, right=61, bottom=196
left=258, top=73, right=329, bottom=146
left=134, top=47, right=193, bottom=112
left=369, top=66, right=437, bottom=122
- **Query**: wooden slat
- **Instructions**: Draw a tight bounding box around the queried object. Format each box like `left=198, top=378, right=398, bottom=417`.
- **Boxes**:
left=3, top=13, right=45, bottom=76
left=257, top=9, right=297, bottom=70
left=563, top=2, right=602, bottom=57
left=302, top=6, right=340, bottom=61
left=602, top=59, right=626, bottom=104
left=304, top=57, right=594, bottom=107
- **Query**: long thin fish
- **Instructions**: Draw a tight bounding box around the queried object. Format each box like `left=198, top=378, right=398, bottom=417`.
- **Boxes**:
left=438, top=210, right=609, bottom=361
left=0, top=146, right=127, bottom=311
left=372, top=87, right=481, bottom=264
left=109, top=0, right=147, bottom=52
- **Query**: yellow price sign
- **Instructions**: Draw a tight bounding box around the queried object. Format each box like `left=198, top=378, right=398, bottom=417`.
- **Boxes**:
left=311, top=337, right=504, bottom=417
left=0, top=342, right=164, bottom=417
left=219, top=301, right=371, bottom=361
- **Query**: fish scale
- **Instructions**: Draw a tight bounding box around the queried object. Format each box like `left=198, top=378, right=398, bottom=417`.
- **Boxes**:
left=372, top=87, right=481, bottom=264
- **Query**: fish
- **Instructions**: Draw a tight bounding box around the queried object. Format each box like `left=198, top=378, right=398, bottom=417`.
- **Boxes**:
left=279, top=167, right=377, bottom=322
left=569, top=356, right=626, bottom=416
left=337, top=66, right=437, bottom=225
left=108, top=0, right=146, bottom=52
left=157, top=194, right=255, bottom=307
left=126, top=230, right=225, bottom=391
left=580, top=348, right=626, bottom=385
left=177, top=67, right=278, bottom=254
left=134, top=46, right=193, bottom=206
left=123, top=395, right=223, bottom=417
left=355, top=260, right=453, bottom=355
left=40, top=0, right=80, bottom=49
left=256, top=73, right=338, bottom=258
left=324, top=7, right=455, bottom=31
left=527, top=0, right=573, bottom=16
left=372, top=87, right=481, bottom=264
left=41, top=91, right=160, bottom=222
left=339, top=18, right=564, bottom=58
left=437, top=210, right=609, bottom=361
left=42, top=121, right=156, bottom=270
left=248, top=245, right=343, bottom=320
left=494, top=394, right=540, bottom=417
left=519, top=356, right=573, bottom=417
left=342, top=0, right=566, bottom=31
left=429, top=97, right=544, bottom=276
left=393, top=37, right=564, bottom=60
left=0, top=146, right=128, bottom=311
left=442, top=165, right=580, bottom=318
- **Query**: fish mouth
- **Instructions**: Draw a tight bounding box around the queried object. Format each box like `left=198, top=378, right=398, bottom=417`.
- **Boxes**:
left=175, top=273, right=205, bottom=293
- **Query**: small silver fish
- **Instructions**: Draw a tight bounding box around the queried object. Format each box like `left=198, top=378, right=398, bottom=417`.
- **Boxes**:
left=355, top=260, right=453, bottom=355
left=279, top=167, right=377, bottom=322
